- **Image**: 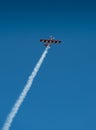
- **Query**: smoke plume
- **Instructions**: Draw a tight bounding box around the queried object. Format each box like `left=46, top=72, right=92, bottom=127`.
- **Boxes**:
left=2, top=46, right=50, bottom=130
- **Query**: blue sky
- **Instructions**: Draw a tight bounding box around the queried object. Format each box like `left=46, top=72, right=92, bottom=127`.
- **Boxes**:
left=0, top=0, right=96, bottom=130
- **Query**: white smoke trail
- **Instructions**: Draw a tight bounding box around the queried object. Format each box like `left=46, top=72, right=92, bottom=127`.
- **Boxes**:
left=2, top=46, right=50, bottom=130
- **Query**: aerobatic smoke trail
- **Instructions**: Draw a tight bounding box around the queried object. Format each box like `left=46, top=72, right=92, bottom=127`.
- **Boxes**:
left=2, top=46, right=50, bottom=130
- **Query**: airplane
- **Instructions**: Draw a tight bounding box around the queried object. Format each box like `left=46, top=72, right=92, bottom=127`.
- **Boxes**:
left=40, top=36, right=61, bottom=46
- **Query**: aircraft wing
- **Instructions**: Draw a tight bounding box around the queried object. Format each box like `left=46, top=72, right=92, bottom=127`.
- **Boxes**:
left=40, top=39, right=50, bottom=43
left=40, top=39, right=61, bottom=43
left=54, top=40, right=61, bottom=43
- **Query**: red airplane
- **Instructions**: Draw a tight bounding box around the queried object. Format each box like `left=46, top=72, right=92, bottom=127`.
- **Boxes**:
left=40, top=36, right=61, bottom=46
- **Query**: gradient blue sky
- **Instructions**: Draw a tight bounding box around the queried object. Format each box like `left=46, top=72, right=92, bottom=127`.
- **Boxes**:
left=0, top=0, right=96, bottom=130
